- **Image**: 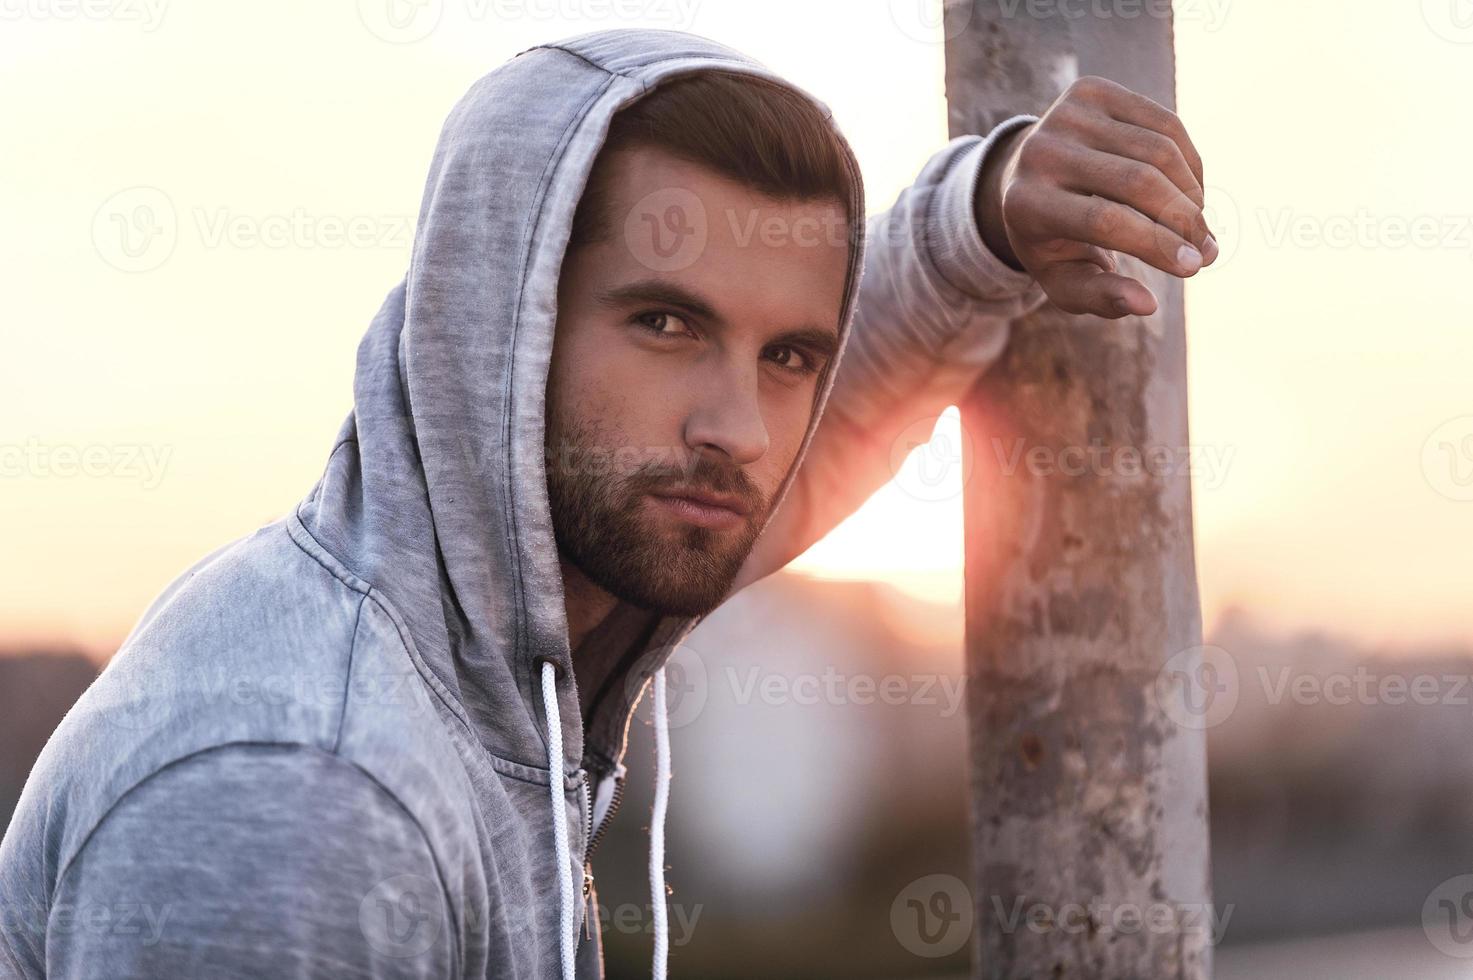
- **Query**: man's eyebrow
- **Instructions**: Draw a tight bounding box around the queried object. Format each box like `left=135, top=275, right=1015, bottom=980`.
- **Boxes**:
left=596, top=278, right=841, bottom=363
left=770, top=325, right=841, bottom=364
left=598, top=278, right=720, bottom=323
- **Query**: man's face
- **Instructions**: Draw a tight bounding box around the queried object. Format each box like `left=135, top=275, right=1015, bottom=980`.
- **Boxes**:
left=546, top=143, right=849, bottom=618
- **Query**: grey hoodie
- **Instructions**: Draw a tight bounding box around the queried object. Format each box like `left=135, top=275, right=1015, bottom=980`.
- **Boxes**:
left=0, top=27, right=1045, bottom=980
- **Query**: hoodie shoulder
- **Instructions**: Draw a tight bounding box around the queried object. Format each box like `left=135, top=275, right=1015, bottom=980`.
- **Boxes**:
left=43, top=742, right=459, bottom=979
left=0, top=518, right=481, bottom=968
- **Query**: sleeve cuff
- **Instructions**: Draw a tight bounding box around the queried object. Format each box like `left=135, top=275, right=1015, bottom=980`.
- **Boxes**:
left=926, top=113, right=1040, bottom=302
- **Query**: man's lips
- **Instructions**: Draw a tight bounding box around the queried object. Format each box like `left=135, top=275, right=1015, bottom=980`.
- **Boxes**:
left=646, top=488, right=751, bottom=530
left=649, top=487, right=750, bottom=517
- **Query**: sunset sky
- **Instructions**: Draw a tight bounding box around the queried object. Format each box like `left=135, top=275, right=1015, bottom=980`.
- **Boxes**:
left=2, top=0, right=1470, bottom=653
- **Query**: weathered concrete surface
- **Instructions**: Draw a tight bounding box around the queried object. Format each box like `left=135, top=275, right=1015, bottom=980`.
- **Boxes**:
left=948, top=2, right=1215, bottom=977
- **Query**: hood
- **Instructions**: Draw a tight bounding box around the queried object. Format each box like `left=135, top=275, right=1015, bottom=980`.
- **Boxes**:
left=297, top=27, right=868, bottom=777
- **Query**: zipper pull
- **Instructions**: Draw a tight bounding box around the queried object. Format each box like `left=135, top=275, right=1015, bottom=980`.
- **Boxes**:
left=582, top=864, right=595, bottom=940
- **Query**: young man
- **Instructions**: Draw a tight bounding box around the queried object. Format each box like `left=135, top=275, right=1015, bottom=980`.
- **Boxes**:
left=0, top=27, right=1212, bottom=980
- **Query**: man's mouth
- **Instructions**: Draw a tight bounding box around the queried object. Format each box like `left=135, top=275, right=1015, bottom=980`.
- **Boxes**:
left=646, top=490, right=748, bottom=529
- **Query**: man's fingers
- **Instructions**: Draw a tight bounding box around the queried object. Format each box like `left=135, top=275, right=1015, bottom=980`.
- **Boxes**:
left=1007, top=75, right=1218, bottom=308
left=1100, top=85, right=1205, bottom=189
left=1079, top=115, right=1204, bottom=211
left=1035, top=259, right=1158, bottom=319
left=1030, top=237, right=1117, bottom=272
left=1066, top=76, right=1205, bottom=189
left=1048, top=141, right=1213, bottom=253
left=1011, top=179, right=1204, bottom=278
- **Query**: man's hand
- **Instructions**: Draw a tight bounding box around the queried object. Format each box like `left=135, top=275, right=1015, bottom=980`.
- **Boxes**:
left=976, top=75, right=1216, bottom=319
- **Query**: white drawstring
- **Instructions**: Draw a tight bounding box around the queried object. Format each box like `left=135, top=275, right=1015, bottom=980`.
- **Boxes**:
left=540, top=660, right=577, bottom=980
left=650, top=667, right=671, bottom=980
left=541, top=659, right=673, bottom=980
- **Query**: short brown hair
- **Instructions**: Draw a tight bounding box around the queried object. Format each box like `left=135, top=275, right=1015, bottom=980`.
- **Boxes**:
left=569, top=70, right=858, bottom=249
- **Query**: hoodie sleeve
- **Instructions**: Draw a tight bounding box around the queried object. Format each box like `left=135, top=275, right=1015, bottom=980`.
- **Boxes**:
left=46, top=743, right=455, bottom=980
left=736, top=115, right=1049, bottom=589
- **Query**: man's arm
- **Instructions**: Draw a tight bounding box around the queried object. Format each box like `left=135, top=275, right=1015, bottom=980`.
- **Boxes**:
left=45, top=743, right=455, bottom=979
left=734, top=77, right=1214, bottom=591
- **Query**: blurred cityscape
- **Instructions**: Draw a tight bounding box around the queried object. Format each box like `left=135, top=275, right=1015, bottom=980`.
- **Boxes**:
left=5, top=570, right=1473, bottom=978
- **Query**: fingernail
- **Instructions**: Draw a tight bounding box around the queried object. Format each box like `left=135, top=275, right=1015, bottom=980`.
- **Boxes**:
left=1177, top=244, right=1203, bottom=273
left=1201, top=234, right=1219, bottom=264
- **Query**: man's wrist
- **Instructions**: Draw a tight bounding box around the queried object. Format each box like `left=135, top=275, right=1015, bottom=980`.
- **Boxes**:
left=975, top=122, right=1032, bottom=273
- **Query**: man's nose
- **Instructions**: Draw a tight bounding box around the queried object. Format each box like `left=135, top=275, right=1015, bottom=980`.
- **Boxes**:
left=681, top=361, right=769, bottom=467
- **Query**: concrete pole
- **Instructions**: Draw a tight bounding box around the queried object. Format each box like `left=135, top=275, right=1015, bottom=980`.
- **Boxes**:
left=946, top=2, right=1215, bottom=977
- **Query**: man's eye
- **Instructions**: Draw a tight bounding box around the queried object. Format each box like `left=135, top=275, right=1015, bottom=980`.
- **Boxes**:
left=766, top=345, right=820, bottom=377
left=631, top=310, right=692, bottom=338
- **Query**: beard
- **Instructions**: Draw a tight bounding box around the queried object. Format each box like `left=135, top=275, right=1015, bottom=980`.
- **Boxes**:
left=544, top=410, right=767, bottom=618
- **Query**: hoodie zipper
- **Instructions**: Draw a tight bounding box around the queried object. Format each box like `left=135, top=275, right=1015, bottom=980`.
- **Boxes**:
left=586, top=770, right=626, bottom=858
left=581, top=777, right=595, bottom=940
left=580, top=766, right=628, bottom=939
